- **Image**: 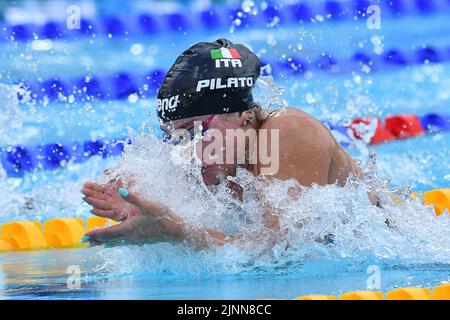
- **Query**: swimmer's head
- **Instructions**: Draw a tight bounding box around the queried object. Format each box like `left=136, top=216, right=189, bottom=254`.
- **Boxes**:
left=157, top=38, right=260, bottom=123
left=165, top=111, right=260, bottom=185
left=157, top=39, right=261, bottom=185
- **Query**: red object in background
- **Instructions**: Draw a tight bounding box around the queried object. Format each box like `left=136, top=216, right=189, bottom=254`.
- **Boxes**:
left=348, top=118, right=396, bottom=144
left=384, top=115, right=425, bottom=139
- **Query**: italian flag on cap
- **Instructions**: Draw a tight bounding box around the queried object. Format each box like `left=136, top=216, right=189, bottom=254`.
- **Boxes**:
left=210, top=47, right=241, bottom=59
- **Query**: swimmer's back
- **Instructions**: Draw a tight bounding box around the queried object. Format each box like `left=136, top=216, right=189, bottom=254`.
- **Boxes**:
left=257, top=108, right=356, bottom=187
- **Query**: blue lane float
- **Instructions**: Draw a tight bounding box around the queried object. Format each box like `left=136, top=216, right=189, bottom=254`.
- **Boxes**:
left=0, top=139, right=129, bottom=177
left=2, top=112, right=449, bottom=177
left=2, top=0, right=450, bottom=42
left=420, top=113, right=450, bottom=133
left=19, top=68, right=165, bottom=102
left=12, top=44, right=450, bottom=103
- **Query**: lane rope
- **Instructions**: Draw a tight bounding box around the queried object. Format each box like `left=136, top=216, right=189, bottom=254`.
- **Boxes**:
left=0, top=189, right=448, bottom=251
left=2, top=0, right=448, bottom=42
left=9, top=43, right=450, bottom=104
left=0, top=188, right=448, bottom=300
left=1, top=113, right=448, bottom=177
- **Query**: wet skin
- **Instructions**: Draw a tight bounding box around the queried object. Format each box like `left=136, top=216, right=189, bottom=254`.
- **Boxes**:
left=81, top=108, right=365, bottom=248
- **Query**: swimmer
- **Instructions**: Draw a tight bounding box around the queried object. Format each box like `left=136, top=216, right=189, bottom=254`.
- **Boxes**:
left=81, top=39, right=376, bottom=248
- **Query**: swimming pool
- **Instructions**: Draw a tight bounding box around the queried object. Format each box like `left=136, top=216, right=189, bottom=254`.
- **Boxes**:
left=1, top=0, right=450, bottom=300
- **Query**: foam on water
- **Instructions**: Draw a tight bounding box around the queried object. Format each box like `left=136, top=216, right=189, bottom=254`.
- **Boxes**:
left=0, top=84, right=33, bottom=220
left=0, top=83, right=26, bottom=145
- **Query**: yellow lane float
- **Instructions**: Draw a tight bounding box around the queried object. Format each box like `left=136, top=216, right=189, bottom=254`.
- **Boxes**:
left=0, top=216, right=114, bottom=252
left=86, top=215, right=116, bottom=232
left=0, top=239, right=13, bottom=252
left=386, top=287, right=432, bottom=300
left=44, top=218, right=84, bottom=248
left=294, top=295, right=336, bottom=300
left=339, top=291, right=384, bottom=300
left=433, top=284, right=450, bottom=300
left=423, top=189, right=450, bottom=216
left=1, top=221, right=48, bottom=250
left=294, top=285, right=450, bottom=300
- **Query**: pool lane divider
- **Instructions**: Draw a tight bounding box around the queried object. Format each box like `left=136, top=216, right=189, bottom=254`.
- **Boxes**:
left=0, top=188, right=448, bottom=253
left=334, top=112, right=450, bottom=147
left=13, top=45, right=450, bottom=104
left=423, top=189, right=450, bottom=216
left=1, top=112, right=449, bottom=177
left=0, top=138, right=131, bottom=177
left=0, top=216, right=116, bottom=252
left=2, top=0, right=450, bottom=42
left=0, top=190, right=448, bottom=301
left=294, top=285, right=450, bottom=300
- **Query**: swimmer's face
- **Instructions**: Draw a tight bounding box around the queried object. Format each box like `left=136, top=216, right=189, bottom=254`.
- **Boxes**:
left=161, top=112, right=252, bottom=185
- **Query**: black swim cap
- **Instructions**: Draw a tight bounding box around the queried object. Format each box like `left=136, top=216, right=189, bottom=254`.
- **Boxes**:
left=157, top=39, right=260, bottom=122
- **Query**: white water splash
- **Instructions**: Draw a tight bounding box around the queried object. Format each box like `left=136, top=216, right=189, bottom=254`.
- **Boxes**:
left=0, top=83, right=25, bottom=145
left=94, top=128, right=450, bottom=278
left=253, top=74, right=288, bottom=110
left=85, top=75, right=450, bottom=278
left=0, top=81, right=448, bottom=280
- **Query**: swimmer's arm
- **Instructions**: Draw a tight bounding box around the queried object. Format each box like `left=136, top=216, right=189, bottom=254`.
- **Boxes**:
left=85, top=187, right=240, bottom=249
left=185, top=228, right=238, bottom=249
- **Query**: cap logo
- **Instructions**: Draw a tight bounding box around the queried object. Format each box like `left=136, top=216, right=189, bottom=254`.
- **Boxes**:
left=157, top=95, right=180, bottom=117
left=211, top=48, right=242, bottom=68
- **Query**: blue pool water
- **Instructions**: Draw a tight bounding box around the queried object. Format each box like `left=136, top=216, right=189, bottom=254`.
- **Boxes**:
left=1, top=1, right=450, bottom=299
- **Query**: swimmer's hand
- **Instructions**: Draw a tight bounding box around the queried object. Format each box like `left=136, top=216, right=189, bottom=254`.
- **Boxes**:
left=82, top=181, right=140, bottom=222
left=82, top=185, right=186, bottom=244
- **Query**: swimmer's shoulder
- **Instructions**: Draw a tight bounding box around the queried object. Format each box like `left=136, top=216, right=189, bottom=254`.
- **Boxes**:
left=256, top=108, right=335, bottom=184
left=262, top=107, right=307, bottom=124
left=261, top=108, right=335, bottom=148
left=262, top=108, right=321, bottom=128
